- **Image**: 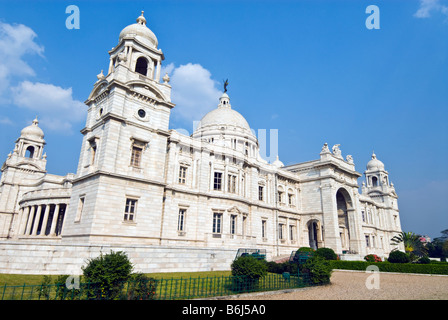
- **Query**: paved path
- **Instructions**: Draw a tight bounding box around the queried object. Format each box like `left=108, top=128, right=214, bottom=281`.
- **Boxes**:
left=229, top=270, right=448, bottom=300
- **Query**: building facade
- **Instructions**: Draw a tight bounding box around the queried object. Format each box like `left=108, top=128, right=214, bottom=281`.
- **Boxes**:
left=0, top=12, right=402, bottom=274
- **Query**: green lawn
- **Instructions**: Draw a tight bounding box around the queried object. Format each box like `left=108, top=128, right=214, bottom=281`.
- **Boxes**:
left=0, top=270, right=232, bottom=286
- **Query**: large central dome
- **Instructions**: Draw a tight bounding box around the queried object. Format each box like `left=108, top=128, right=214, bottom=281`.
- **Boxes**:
left=194, top=93, right=254, bottom=137
left=192, top=92, right=258, bottom=158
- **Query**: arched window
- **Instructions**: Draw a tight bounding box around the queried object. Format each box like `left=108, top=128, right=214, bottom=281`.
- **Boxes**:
left=135, top=57, right=148, bottom=76
left=25, top=146, right=35, bottom=158
left=372, top=176, right=378, bottom=187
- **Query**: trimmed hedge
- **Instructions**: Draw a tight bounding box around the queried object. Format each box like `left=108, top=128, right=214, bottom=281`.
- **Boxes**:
left=329, top=260, right=448, bottom=275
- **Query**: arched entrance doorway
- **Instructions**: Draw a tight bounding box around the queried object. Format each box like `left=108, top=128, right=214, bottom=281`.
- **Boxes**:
left=336, top=188, right=353, bottom=253
left=307, top=220, right=321, bottom=250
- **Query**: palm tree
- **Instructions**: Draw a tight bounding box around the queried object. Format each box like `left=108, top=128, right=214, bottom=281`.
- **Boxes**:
left=390, top=231, right=428, bottom=259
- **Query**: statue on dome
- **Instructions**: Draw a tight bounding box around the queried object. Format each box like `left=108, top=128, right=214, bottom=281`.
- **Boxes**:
left=223, top=79, right=229, bottom=93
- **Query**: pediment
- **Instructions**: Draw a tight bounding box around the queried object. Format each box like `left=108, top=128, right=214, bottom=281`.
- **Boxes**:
left=87, top=80, right=110, bottom=102
left=227, top=206, right=246, bottom=215
left=126, top=80, right=166, bottom=102
left=16, top=161, right=45, bottom=172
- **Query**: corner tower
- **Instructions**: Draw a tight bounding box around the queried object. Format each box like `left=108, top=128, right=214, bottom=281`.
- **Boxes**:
left=63, top=12, right=174, bottom=244
left=362, top=152, right=401, bottom=233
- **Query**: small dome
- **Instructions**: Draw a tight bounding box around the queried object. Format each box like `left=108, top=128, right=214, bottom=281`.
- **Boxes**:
left=194, top=93, right=253, bottom=136
left=272, top=155, right=284, bottom=168
left=366, top=152, right=385, bottom=171
left=119, top=11, right=158, bottom=48
left=21, top=118, right=44, bottom=141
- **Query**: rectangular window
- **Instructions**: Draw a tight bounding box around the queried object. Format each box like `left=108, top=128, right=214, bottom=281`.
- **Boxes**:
left=178, top=208, right=186, bottom=232
left=365, top=235, right=370, bottom=248
left=242, top=216, right=247, bottom=236
left=88, top=138, right=98, bottom=165
left=277, top=191, right=283, bottom=204
left=130, top=146, right=142, bottom=167
left=262, top=220, right=267, bottom=239
left=278, top=223, right=285, bottom=240
left=288, top=194, right=293, bottom=206
left=361, top=210, right=366, bottom=223
left=289, top=225, right=295, bottom=241
left=124, top=198, right=137, bottom=221
left=91, top=145, right=97, bottom=164
left=213, top=212, right=222, bottom=234
left=178, top=166, right=187, bottom=184
left=75, top=197, right=85, bottom=222
left=230, top=215, right=237, bottom=235
left=258, top=186, right=264, bottom=201
left=214, top=172, right=223, bottom=190
left=228, top=174, right=236, bottom=193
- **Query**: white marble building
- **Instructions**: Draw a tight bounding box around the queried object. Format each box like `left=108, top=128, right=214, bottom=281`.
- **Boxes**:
left=0, top=13, right=402, bottom=274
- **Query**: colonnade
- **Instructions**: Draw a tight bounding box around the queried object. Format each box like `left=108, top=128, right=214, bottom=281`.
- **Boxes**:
left=19, top=203, right=67, bottom=237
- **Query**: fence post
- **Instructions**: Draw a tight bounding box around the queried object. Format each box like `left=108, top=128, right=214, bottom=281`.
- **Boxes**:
left=1, top=283, right=6, bottom=300
left=20, top=283, right=26, bottom=300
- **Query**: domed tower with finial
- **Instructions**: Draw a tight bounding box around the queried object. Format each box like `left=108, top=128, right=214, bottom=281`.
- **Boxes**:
left=363, top=152, right=398, bottom=206
left=2, top=117, right=47, bottom=173
left=0, top=118, right=48, bottom=224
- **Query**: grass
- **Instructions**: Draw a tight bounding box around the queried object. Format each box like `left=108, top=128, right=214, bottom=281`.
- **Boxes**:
left=0, top=270, right=232, bottom=286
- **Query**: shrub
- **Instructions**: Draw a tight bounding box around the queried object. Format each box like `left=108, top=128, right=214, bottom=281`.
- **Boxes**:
left=297, top=247, right=315, bottom=253
left=418, top=256, right=431, bottom=264
left=38, top=275, right=52, bottom=300
left=329, top=260, right=448, bottom=275
left=266, top=261, right=298, bottom=275
left=364, top=254, right=382, bottom=263
left=231, top=256, right=267, bottom=291
left=54, top=274, right=83, bottom=300
left=315, top=248, right=338, bottom=260
left=82, top=250, right=134, bottom=300
left=388, top=250, right=410, bottom=263
left=124, top=272, right=157, bottom=300
left=300, top=256, right=332, bottom=284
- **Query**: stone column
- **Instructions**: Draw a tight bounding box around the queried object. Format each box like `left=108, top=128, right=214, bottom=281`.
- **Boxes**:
left=50, top=204, right=60, bottom=236
left=127, top=46, right=133, bottom=69
left=224, top=162, right=228, bottom=193
left=209, top=161, right=214, bottom=191
left=108, top=58, right=113, bottom=74
left=25, top=206, right=35, bottom=235
left=320, top=181, right=342, bottom=254
left=19, top=206, right=30, bottom=235
left=317, top=220, right=324, bottom=248
left=31, top=205, right=42, bottom=236
left=155, top=59, right=161, bottom=82
left=40, top=204, right=51, bottom=236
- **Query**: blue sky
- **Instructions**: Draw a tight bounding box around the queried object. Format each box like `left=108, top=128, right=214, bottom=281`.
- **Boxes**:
left=0, top=0, right=447, bottom=240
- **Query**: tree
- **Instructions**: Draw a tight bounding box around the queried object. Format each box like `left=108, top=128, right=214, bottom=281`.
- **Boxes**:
left=390, top=231, right=428, bottom=260
left=429, top=229, right=448, bottom=260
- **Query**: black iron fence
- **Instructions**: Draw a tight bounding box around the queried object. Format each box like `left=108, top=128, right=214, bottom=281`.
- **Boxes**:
left=0, top=273, right=317, bottom=300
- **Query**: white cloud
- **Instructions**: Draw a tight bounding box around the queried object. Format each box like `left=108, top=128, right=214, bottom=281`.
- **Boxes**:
left=0, top=22, right=85, bottom=134
left=414, top=0, right=448, bottom=18
left=0, top=22, right=44, bottom=95
left=164, top=63, right=222, bottom=125
left=11, top=81, right=85, bottom=133
left=0, top=116, right=13, bottom=125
